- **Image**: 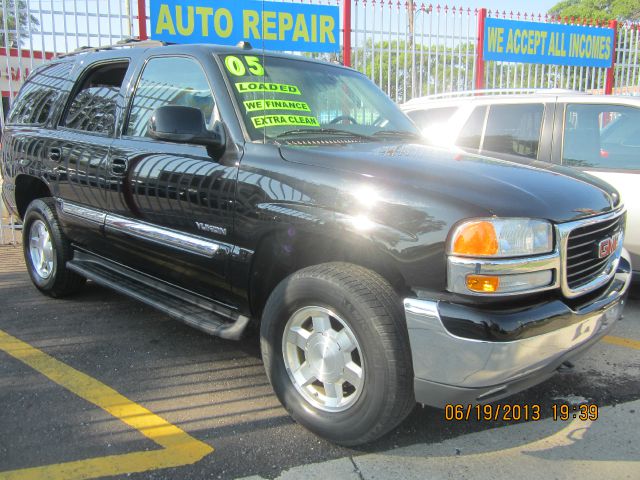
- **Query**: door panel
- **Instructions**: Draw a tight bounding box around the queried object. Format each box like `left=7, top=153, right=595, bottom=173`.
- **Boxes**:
left=105, top=139, right=237, bottom=304
left=51, top=130, right=112, bottom=245
left=557, top=102, right=640, bottom=271
left=52, top=60, right=129, bottom=248
left=106, top=55, right=238, bottom=304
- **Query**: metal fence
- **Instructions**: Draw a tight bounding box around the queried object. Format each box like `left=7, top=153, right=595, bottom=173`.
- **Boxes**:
left=350, top=3, right=478, bottom=103
left=349, top=3, right=640, bottom=102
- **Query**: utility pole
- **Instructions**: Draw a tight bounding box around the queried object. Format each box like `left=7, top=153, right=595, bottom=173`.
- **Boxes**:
left=125, top=0, right=133, bottom=37
left=408, top=0, right=416, bottom=98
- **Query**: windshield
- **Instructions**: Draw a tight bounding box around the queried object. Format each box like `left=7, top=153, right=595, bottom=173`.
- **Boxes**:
left=219, top=53, right=418, bottom=141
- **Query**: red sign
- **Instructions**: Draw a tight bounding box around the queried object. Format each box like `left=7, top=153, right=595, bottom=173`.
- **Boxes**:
left=0, top=48, right=55, bottom=97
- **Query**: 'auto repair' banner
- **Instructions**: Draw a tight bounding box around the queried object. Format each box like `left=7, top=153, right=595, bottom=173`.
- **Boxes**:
left=150, top=0, right=340, bottom=53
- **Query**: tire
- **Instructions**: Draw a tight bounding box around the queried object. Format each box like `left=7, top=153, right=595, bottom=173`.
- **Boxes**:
left=22, top=198, right=86, bottom=297
left=260, top=262, right=414, bottom=446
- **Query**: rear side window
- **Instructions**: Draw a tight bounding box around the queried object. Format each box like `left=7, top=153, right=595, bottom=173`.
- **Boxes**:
left=456, top=106, right=487, bottom=150
left=482, top=104, right=544, bottom=159
left=61, top=61, right=129, bottom=136
left=406, top=107, right=457, bottom=131
left=126, top=56, right=215, bottom=138
left=563, top=104, right=640, bottom=171
left=8, top=62, right=73, bottom=125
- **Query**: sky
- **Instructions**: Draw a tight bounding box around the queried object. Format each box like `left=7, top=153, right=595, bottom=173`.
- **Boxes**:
left=19, top=0, right=562, bottom=55
left=453, top=0, right=558, bottom=14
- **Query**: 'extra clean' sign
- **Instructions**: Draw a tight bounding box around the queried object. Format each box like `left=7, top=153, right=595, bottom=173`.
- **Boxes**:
left=484, top=18, right=615, bottom=68
left=150, top=0, right=340, bottom=53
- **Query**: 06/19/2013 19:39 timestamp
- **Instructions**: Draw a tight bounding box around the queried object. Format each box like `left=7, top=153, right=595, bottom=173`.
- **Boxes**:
left=444, top=403, right=599, bottom=422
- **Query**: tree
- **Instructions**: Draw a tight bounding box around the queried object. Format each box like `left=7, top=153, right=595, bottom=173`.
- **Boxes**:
left=0, top=0, right=39, bottom=47
left=354, top=40, right=477, bottom=102
left=549, top=0, right=640, bottom=21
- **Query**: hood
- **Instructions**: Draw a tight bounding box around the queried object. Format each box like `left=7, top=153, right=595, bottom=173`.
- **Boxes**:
left=278, top=142, right=620, bottom=224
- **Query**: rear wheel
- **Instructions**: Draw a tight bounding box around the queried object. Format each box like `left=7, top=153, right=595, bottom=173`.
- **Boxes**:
left=261, top=262, right=414, bottom=446
left=22, top=198, right=86, bottom=297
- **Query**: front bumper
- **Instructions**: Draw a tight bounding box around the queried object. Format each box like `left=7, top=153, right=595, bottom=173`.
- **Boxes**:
left=405, top=250, right=632, bottom=408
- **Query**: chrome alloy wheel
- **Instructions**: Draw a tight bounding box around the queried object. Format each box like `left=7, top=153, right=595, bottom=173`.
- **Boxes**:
left=29, top=219, right=54, bottom=279
left=282, top=306, right=364, bottom=412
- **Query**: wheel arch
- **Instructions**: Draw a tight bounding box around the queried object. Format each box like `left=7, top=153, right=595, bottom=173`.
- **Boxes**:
left=14, top=174, right=53, bottom=220
left=248, top=227, right=411, bottom=321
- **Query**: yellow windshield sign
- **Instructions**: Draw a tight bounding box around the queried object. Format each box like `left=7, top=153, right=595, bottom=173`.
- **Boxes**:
left=235, top=82, right=301, bottom=95
left=251, top=114, right=320, bottom=128
left=244, top=99, right=311, bottom=112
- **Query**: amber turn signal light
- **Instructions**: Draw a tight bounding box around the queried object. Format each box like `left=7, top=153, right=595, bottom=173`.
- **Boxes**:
left=452, top=221, right=499, bottom=256
left=466, top=274, right=500, bottom=293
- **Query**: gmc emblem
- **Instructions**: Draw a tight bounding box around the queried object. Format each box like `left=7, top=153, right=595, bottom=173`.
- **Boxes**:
left=597, top=232, right=621, bottom=259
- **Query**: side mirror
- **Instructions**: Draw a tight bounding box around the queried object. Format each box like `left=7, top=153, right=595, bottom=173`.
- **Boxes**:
left=148, top=105, right=224, bottom=148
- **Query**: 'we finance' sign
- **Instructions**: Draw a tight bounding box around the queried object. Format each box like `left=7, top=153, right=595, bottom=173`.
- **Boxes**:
left=150, top=0, right=340, bottom=53
left=484, top=18, right=615, bottom=68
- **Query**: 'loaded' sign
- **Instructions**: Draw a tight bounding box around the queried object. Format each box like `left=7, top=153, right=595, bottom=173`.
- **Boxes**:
left=150, top=0, right=340, bottom=53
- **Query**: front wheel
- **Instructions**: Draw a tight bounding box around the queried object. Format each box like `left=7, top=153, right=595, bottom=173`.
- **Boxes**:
left=260, top=262, right=414, bottom=446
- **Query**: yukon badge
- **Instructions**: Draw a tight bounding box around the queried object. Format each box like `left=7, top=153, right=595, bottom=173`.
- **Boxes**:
left=597, top=232, right=621, bottom=259
left=195, top=222, right=227, bottom=236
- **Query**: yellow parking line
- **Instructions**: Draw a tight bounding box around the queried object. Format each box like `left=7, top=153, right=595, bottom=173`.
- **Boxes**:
left=603, top=335, right=640, bottom=350
left=0, top=329, right=213, bottom=480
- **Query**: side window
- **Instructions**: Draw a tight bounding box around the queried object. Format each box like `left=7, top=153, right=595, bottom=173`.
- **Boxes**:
left=127, top=56, right=215, bottom=138
left=563, top=104, right=640, bottom=171
left=61, top=61, right=129, bottom=136
left=407, top=107, right=457, bottom=132
left=8, top=62, right=73, bottom=125
left=456, top=106, right=486, bottom=150
left=481, top=104, right=544, bottom=159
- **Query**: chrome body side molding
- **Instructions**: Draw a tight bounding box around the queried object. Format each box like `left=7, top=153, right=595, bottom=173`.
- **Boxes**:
left=56, top=198, right=225, bottom=258
left=57, top=198, right=107, bottom=224
left=104, top=214, right=222, bottom=258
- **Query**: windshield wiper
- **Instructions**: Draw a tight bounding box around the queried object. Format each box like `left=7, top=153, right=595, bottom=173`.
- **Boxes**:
left=371, top=130, right=422, bottom=140
left=273, top=128, right=376, bottom=141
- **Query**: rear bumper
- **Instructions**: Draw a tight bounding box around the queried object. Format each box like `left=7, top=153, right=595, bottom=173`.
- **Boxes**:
left=405, top=250, right=632, bottom=407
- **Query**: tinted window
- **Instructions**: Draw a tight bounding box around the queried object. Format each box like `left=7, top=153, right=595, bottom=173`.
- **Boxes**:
left=221, top=54, right=417, bottom=141
left=456, top=106, right=486, bottom=150
left=407, top=107, right=457, bottom=131
left=61, top=62, right=128, bottom=135
left=8, top=62, right=72, bottom=125
left=563, top=104, right=640, bottom=171
left=482, top=104, right=544, bottom=159
left=127, top=57, right=215, bottom=137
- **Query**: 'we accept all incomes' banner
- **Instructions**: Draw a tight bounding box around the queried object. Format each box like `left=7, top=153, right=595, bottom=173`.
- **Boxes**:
left=484, top=17, right=615, bottom=68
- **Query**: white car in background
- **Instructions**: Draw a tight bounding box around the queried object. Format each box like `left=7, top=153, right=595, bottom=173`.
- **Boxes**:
left=401, top=90, right=639, bottom=284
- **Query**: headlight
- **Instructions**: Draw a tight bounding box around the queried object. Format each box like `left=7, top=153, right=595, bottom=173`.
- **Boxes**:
left=446, top=217, right=559, bottom=296
left=448, top=218, right=553, bottom=258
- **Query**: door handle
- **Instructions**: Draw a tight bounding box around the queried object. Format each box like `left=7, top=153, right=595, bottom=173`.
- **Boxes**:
left=48, top=147, right=62, bottom=162
left=110, top=157, right=129, bottom=176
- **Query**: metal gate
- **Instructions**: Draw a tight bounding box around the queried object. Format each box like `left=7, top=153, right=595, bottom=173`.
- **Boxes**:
left=347, top=3, right=640, bottom=102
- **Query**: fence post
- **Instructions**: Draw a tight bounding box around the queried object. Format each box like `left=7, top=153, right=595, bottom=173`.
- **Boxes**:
left=605, top=19, right=618, bottom=94
left=343, top=0, right=352, bottom=67
left=137, top=0, right=148, bottom=40
left=475, top=8, right=487, bottom=90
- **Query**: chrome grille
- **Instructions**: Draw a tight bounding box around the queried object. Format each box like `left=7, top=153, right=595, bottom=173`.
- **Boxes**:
left=565, top=213, right=626, bottom=291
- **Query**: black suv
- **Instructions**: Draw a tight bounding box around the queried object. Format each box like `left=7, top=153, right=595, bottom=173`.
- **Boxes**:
left=1, top=42, right=632, bottom=446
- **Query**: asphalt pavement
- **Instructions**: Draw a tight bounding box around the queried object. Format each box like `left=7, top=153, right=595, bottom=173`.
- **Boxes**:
left=0, top=244, right=638, bottom=480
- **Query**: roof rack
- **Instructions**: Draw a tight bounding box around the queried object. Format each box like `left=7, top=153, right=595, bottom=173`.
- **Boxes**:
left=56, top=38, right=167, bottom=59
left=405, top=88, right=587, bottom=102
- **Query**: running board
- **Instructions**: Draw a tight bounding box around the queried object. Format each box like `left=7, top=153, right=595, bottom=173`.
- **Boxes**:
left=67, top=250, right=250, bottom=340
